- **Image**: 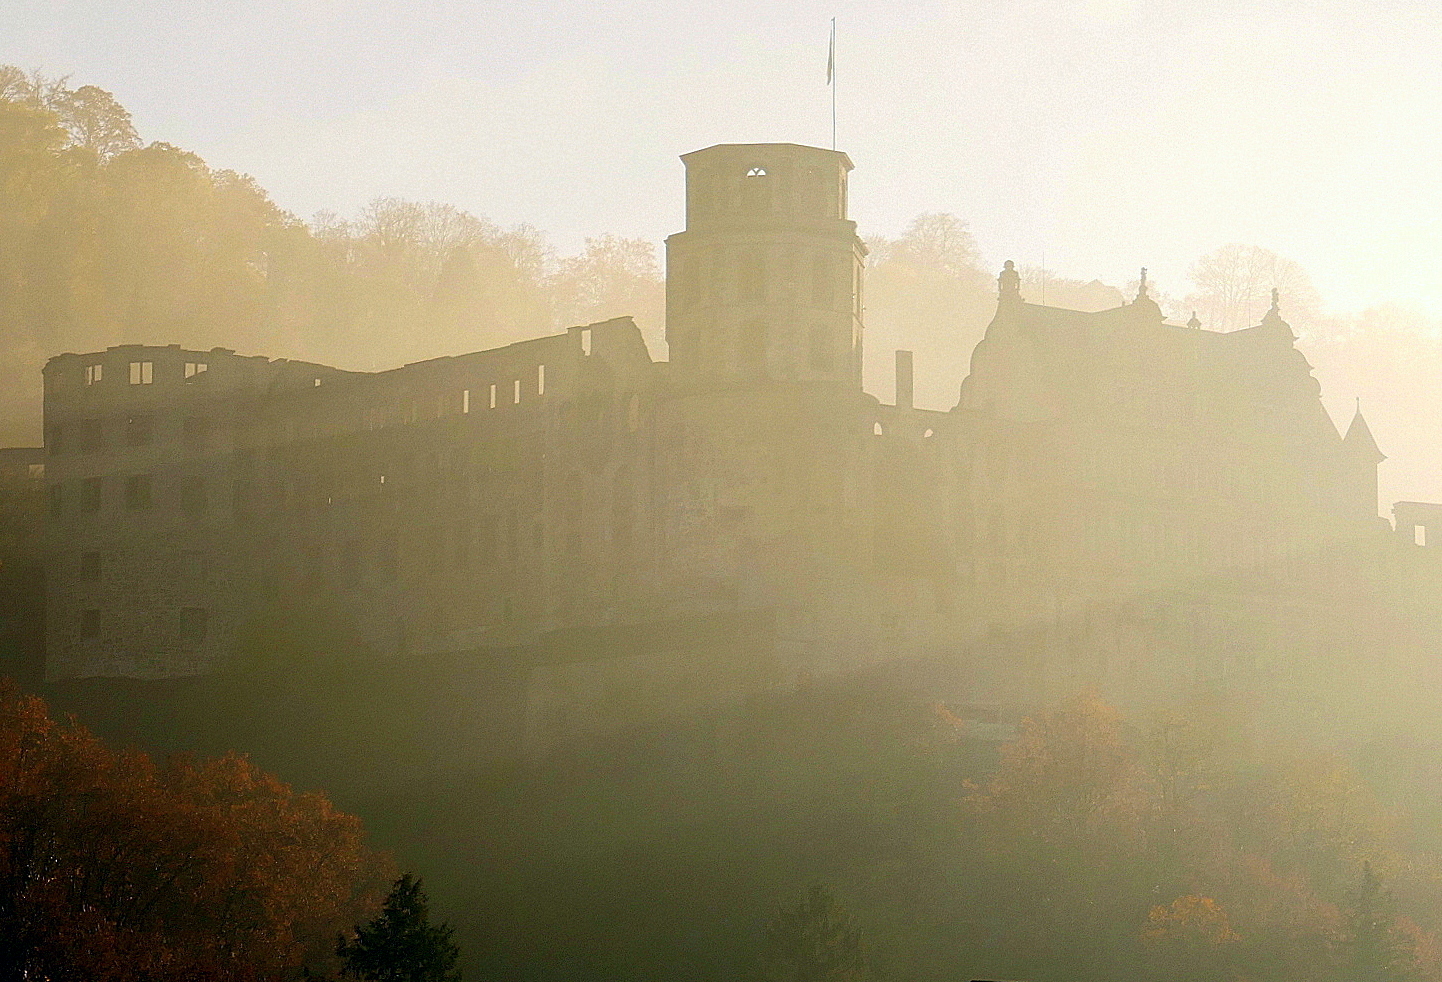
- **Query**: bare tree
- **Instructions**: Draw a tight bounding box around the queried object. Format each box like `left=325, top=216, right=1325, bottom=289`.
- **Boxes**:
left=1186, top=244, right=1320, bottom=333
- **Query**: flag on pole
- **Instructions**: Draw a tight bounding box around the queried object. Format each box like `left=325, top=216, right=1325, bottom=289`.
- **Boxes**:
left=827, top=18, right=835, bottom=84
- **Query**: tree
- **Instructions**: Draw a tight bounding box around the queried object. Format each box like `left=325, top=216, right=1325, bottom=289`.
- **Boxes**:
left=1339, top=863, right=1418, bottom=982
left=549, top=233, right=665, bottom=353
left=0, top=679, right=383, bottom=980
left=758, top=884, right=873, bottom=982
left=1186, top=243, right=1320, bottom=334
left=337, top=874, right=462, bottom=982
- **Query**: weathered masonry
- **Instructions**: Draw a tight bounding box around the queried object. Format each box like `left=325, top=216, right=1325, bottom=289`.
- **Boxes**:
left=38, top=142, right=1423, bottom=747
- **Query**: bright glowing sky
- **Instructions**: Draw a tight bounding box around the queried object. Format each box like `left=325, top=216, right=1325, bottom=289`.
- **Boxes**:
left=10, top=0, right=1442, bottom=318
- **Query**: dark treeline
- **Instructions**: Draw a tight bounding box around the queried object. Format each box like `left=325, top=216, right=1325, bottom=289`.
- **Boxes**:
left=33, top=660, right=1442, bottom=982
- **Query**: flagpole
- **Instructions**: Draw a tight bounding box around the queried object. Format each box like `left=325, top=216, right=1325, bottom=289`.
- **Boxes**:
left=829, top=17, right=836, bottom=150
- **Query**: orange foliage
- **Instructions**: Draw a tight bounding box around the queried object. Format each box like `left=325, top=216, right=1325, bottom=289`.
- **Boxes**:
left=0, top=679, right=386, bottom=980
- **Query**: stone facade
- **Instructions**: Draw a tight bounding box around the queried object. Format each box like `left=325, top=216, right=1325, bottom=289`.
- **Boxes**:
left=35, top=142, right=1424, bottom=747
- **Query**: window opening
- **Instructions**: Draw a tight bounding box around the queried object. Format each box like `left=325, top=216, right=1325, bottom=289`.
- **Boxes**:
left=184, top=362, right=207, bottom=378
left=537, top=364, right=546, bottom=396
left=513, top=379, right=521, bottom=405
left=489, top=384, right=497, bottom=409
left=1416, top=525, right=1427, bottom=547
left=746, top=166, right=767, bottom=177
left=129, top=361, right=153, bottom=385
left=125, top=474, right=152, bottom=510
left=462, top=389, right=471, bottom=414
left=580, top=328, right=592, bottom=356
left=85, top=363, right=103, bottom=385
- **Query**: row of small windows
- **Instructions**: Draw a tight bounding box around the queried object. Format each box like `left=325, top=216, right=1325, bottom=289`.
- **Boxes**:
left=78, top=607, right=207, bottom=645
left=49, top=415, right=212, bottom=454
left=49, top=474, right=208, bottom=517
left=676, top=252, right=854, bottom=311
left=79, top=360, right=207, bottom=386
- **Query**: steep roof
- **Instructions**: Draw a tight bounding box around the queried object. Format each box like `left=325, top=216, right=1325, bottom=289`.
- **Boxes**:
left=1342, top=407, right=1386, bottom=462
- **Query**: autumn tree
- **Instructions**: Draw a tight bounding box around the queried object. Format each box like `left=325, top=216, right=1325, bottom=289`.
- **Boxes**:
left=758, top=884, right=873, bottom=982
left=0, top=679, right=385, bottom=980
left=549, top=233, right=665, bottom=353
left=336, top=874, right=462, bottom=982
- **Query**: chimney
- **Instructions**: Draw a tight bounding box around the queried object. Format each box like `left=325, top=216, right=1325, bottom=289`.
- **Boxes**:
left=895, top=350, right=913, bottom=410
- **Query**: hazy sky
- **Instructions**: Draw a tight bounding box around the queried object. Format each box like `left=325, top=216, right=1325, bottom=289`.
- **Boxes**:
left=11, top=0, right=1442, bottom=320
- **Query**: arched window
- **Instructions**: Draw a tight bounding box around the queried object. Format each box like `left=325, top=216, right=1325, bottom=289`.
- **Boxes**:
left=873, top=422, right=884, bottom=437
left=746, top=166, right=767, bottom=177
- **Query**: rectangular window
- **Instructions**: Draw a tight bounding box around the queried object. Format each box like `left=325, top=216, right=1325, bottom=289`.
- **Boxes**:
left=179, top=476, right=206, bottom=514
left=125, top=474, right=152, bottom=511
left=580, top=328, right=592, bottom=356
left=125, top=414, right=153, bottom=448
left=85, top=363, right=103, bottom=385
left=79, top=419, right=103, bottom=453
left=48, top=484, right=62, bottom=519
left=462, top=389, right=470, bottom=414
left=513, top=379, right=521, bottom=405
left=81, top=477, right=102, bottom=513
left=537, top=364, right=546, bottom=396
left=476, top=515, right=498, bottom=567
left=79, top=551, right=101, bottom=582
left=184, top=361, right=207, bottom=378
left=340, top=539, right=362, bottom=589
left=179, top=608, right=208, bottom=645
left=80, top=609, right=101, bottom=640
left=182, top=416, right=210, bottom=447
left=129, top=361, right=153, bottom=385
left=489, top=384, right=497, bottom=409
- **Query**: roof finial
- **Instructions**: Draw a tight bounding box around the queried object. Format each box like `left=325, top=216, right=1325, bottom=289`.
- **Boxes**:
left=1187, top=310, right=1201, bottom=330
left=1270, top=287, right=1280, bottom=313
left=998, top=259, right=1022, bottom=303
left=1137, top=267, right=1149, bottom=300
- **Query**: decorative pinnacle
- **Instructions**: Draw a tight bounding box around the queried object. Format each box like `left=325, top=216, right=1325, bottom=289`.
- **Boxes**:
left=1137, top=267, right=1149, bottom=300
left=1187, top=310, right=1201, bottom=330
left=998, top=259, right=1022, bottom=302
left=1270, top=287, right=1280, bottom=313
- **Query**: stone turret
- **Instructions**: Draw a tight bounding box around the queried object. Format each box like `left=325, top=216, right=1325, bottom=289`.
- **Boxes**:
left=664, top=143, right=866, bottom=387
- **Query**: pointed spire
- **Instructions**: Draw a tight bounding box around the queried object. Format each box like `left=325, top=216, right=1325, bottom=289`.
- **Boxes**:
left=1137, top=267, right=1149, bottom=300
left=998, top=260, right=1022, bottom=303
left=1342, top=402, right=1386, bottom=463
left=1187, top=310, right=1201, bottom=330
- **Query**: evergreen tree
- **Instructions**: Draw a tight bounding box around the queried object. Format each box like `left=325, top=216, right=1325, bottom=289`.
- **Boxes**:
left=336, top=874, right=461, bottom=982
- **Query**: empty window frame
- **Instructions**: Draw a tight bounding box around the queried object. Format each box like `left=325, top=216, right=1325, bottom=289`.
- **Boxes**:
left=125, top=474, right=152, bottom=510
left=462, top=389, right=471, bottom=414
left=81, top=477, right=102, bottom=513
left=489, top=384, right=497, bottom=409
left=125, top=414, right=154, bottom=448
left=129, top=361, right=153, bottom=385
left=179, top=607, right=208, bottom=645
left=513, top=379, right=521, bottom=405
left=179, top=476, right=206, bottom=515
left=184, top=361, right=207, bottom=378
left=537, top=364, right=546, bottom=396
left=85, top=363, right=103, bottom=385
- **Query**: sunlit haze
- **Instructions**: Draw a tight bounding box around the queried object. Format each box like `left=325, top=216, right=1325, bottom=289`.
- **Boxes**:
left=13, top=0, right=1442, bottom=315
